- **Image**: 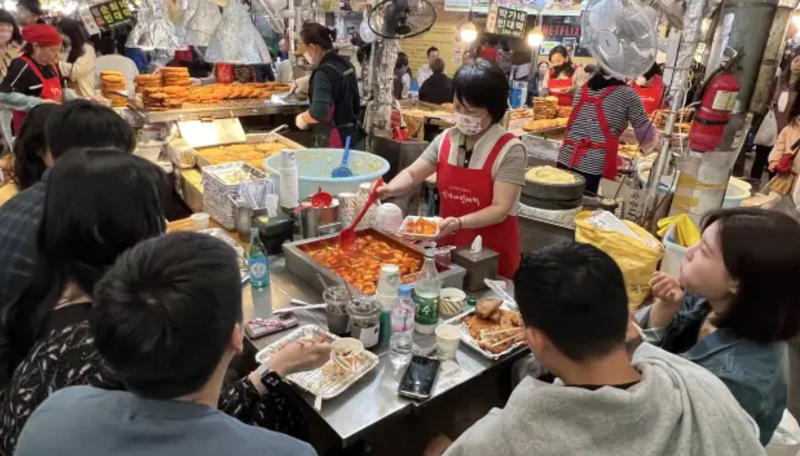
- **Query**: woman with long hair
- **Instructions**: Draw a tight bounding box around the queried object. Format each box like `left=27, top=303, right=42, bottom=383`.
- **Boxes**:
left=541, top=45, right=586, bottom=106
left=0, top=10, right=21, bottom=78
left=56, top=18, right=96, bottom=98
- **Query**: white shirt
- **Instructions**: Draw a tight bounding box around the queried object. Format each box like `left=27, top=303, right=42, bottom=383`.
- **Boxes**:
left=417, top=64, right=432, bottom=88
left=94, top=54, right=139, bottom=93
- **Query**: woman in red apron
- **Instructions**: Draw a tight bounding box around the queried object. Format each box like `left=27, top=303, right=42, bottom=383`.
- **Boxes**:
left=378, top=60, right=524, bottom=278
left=294, top=23, right=363, bottom=149
left=544, top=46, right=583, bottom=107
left=631, top=63, right=665, bottom=115
left=0, top=24, right=63, bottom=134
left=558, top=67, right=659, bottom=194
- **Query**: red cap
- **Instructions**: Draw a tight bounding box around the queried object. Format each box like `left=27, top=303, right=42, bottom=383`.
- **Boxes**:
left=22, top=24, right=62, bottom=47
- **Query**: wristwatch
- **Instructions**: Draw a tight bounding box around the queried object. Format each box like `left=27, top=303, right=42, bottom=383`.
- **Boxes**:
left=251, top=363, right=283, bottom=395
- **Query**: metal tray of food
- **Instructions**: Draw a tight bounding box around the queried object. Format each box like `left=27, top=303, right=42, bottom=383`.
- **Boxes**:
left=442, top=301, right=526, bottom=361
left=254, top=325, right=379, bottom=400
left=397, top=216, right=441, bottom=241
left=282, top=228, right=466, bottom=296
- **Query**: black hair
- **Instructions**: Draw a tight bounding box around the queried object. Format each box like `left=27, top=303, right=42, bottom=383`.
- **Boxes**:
left=12, top=103, right=57, bottom=190
left=300, top=22, right=335, bottom=52
left=781, top=52, right=800, bottom=93
left=500, top=39, right=510, bottom=52
left=4, top=148, right=165, bottom=380
left=453, top=58, right=509, bottom=124
left=395, top=52, right=409, bottom=70
left=587, top=66, right=626, bottom=90
left=97, top=36, right=117, bottom=55
left=702, top=208, right=800, bottom=344
left=56, top=18, right=89, bottom=64
left=430, top=57, right=445, bottom=74
left=642, top=62, right=661, bottom=81
left=549, top=45, right=575, bottom=79
left=21, top=41, right=33, bottom=56
left=514, top=243, right=629, bottom=361
left=17, top=0, right=42, bottom=16
left=45, top=99, right=136, bottom=159
left=426, top=46, right=439, bottom=57
left=0, top=10, right=22, bottom=45
left=489, top=37, right=498, bottom=46
left=90, top=231, right=243, bottom=400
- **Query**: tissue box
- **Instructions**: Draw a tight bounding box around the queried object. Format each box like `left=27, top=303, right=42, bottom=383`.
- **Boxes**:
left=452, top=247, right=499, bottom=292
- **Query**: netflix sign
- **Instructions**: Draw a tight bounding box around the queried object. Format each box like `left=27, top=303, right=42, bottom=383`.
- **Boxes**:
left=540, top=15, right=590, bottom=58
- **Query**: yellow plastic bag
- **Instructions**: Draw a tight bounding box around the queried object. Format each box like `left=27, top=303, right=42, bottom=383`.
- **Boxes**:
left=575, top=211, right=664, bottom=309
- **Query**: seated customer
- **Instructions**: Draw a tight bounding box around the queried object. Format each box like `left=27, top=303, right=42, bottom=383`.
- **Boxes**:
left=642, top=207, right=800, bottom=445
left=0, top=100, right=135, bottom=378
left=419, top=58, right=452, bottom=105
left=15, top=232, right=318, bottom=456
left=428, top=243, right=765, bottom=456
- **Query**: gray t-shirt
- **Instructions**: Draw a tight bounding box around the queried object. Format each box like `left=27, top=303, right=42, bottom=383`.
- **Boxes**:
left=14, top=386, right=318, bottom=456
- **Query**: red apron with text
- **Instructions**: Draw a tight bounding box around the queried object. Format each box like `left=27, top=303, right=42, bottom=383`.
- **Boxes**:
left=561, top=85, right=623, bottom=180
left=548, top=67, right=575, bottom=107
left=632, top=75, right=664, bottom=114
left=437, top=132, right=521, bottom=279
left=12, top=56, right=62, bottom=133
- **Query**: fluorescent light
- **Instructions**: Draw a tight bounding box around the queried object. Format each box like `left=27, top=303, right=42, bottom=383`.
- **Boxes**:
left=460, top=22, right=477, bottom=42
left=527, top=28, right=543, bottom=47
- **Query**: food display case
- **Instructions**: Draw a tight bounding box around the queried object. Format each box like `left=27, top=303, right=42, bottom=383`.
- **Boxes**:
left=283, top=228, right=466, bottom=296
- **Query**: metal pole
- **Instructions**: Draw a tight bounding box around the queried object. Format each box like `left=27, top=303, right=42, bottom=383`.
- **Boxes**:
left=642, top=0, right=706, bottom=229
left=529, top=13, right=540, bottom=95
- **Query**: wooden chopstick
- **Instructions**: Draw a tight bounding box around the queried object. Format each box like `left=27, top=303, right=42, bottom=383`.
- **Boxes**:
left=488, top=331, right=524, bottom=348
left=481, top=327, right=523, bottom=338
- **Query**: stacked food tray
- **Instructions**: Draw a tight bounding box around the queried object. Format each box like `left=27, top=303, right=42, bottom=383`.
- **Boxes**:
left=202, top=162, right=272, bottom=230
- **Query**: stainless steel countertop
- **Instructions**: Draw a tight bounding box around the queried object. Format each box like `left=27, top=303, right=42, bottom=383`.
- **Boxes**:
left=245, top=256, right=518, bottom=448
left=137, top=97, right=309, bottom=123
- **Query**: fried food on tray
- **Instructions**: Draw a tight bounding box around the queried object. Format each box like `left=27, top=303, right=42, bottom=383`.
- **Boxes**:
left=403, top=217, right=438, bottom=235
left=463, top=301, right=524, bottom=354
left=475, top=299, right=502, bottom=319
left=302, top=234, right=424, bottom=296
left=197, top=141, right=298, bottom=170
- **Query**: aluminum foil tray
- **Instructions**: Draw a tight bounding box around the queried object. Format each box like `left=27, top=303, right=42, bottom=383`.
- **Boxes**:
left=255, top=325, right=379, bottom=400
left=201, top=162, right=271, bottom=230
left=442, top=302, right=526, bottom=361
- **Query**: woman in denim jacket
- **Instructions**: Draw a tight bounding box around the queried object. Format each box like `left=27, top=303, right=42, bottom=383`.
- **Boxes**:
left=638, top=208, right=800, bottom=446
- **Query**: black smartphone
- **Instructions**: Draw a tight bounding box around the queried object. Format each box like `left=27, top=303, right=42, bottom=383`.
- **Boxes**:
left=398, top=356, right=441, bottom=401
left=245, top=312, right=300, bottom=339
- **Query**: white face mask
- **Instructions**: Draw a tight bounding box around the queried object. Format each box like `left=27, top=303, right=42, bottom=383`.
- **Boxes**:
left=454, top=111, right=486, bottom=136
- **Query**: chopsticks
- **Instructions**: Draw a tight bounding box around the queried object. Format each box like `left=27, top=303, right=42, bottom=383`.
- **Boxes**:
left=488, top=332, right=524, bottom=349
left=480, top=327, right=523, bottom=338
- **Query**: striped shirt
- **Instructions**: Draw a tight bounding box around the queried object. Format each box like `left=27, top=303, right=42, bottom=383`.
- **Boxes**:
left=558, top=85, right=651, bottom=175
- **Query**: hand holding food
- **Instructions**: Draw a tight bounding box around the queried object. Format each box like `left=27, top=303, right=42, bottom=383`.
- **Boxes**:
left=650, top=271, right=685, bottom=305
left=438, top=217, right=460, bottom=237
left=268, top=339, right=332, bottom=376
left=404, top=217, right=440, bottom=236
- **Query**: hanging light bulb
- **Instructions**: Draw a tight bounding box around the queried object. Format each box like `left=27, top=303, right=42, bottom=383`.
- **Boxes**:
left=185, top=0, right=222, bottom=46
left=126, top=0, right=187, bottom=51
left=204, top=0, right=272, bottom=64
left=526, top=28, right=543, bottom=47
left=460, top=22, right=477, bottom=43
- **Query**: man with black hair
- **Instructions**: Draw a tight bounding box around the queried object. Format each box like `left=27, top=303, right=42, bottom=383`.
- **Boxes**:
left=14, top=232, right=320, bottom=456
left=426, top=243, right=766, bottom=456
left=0, top=100, right=138, bottom=382
left=419, top=58, right=452, bottom=105
left=417, top=46, right=439, bottom=88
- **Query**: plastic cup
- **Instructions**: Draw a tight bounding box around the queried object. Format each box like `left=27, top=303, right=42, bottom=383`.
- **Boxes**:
left=191, top=212, right=210, bottom=230
left=323, top=287, right=352, bottom=337
left=435, top=324, right=461, bottom=361
left=331, top=338, right=364, bottom=373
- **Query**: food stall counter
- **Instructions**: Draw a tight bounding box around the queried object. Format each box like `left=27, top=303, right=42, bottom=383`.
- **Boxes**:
left=136, top=96, right=310, bottom=123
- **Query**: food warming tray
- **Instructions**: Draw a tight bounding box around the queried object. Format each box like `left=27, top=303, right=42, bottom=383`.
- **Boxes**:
left=282, top=228, right=466, bottom=295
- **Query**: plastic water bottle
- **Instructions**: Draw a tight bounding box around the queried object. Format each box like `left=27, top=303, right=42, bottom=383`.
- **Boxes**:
left=248, top=228, right=270, bottom=288
left=391, top=285, right=415, bottom=333
left=414, top=250, right=441, bottom=335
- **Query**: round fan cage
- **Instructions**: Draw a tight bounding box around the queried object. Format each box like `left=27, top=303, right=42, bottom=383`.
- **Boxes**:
left=368, top=0, right=437, bottom=39
left=582, top=0, right=658, bottom=79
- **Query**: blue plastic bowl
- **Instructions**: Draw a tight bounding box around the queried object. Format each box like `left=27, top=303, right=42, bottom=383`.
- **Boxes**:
left=264, top=149, right=390, bottom=198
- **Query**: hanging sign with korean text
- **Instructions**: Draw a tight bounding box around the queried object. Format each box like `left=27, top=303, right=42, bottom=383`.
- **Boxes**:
left=485, top=2, right=526, bottom=38
left=90, top=0, right=134, bottom=31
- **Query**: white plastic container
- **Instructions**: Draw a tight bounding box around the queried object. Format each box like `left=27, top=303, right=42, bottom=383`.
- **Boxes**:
left=375, top=203, right=404, bottom=233
left=660, top=223, right=687, bottom=278
left=723, top=177, right=752, bottom=208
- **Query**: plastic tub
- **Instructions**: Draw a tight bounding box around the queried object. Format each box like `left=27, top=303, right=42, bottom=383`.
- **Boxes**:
left=265, top=149, right=390, bottom=199
left=723, top=177, right=752, bottom=208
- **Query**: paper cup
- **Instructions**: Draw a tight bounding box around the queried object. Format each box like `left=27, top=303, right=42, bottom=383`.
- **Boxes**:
left=439, top=288, right=466, bottom=317
left=435, top=324, right=461, bottom=361
left=191, top=212, right=210, bottom=230
left=330, top=338, right=364, bottom=373
left=337, top=192, right=358, bottom=227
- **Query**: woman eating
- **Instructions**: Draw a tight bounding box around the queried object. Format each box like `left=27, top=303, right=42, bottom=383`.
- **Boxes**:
left=0, top=103, right=56, bottom=207
left=541, top=46, right=585, bottom=106
left=294, top=22, right=362, bottom=148
left=558, top=66, right=658, bottom=193
left=639, top=207, right=800, bottom=445
left=56, top=18, right=97, bottom=98
left=0, top=24, right=69, bottom=133
left=631, top=63, right=664, bottom=115
left=378, top=60, right=525, bottom=278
